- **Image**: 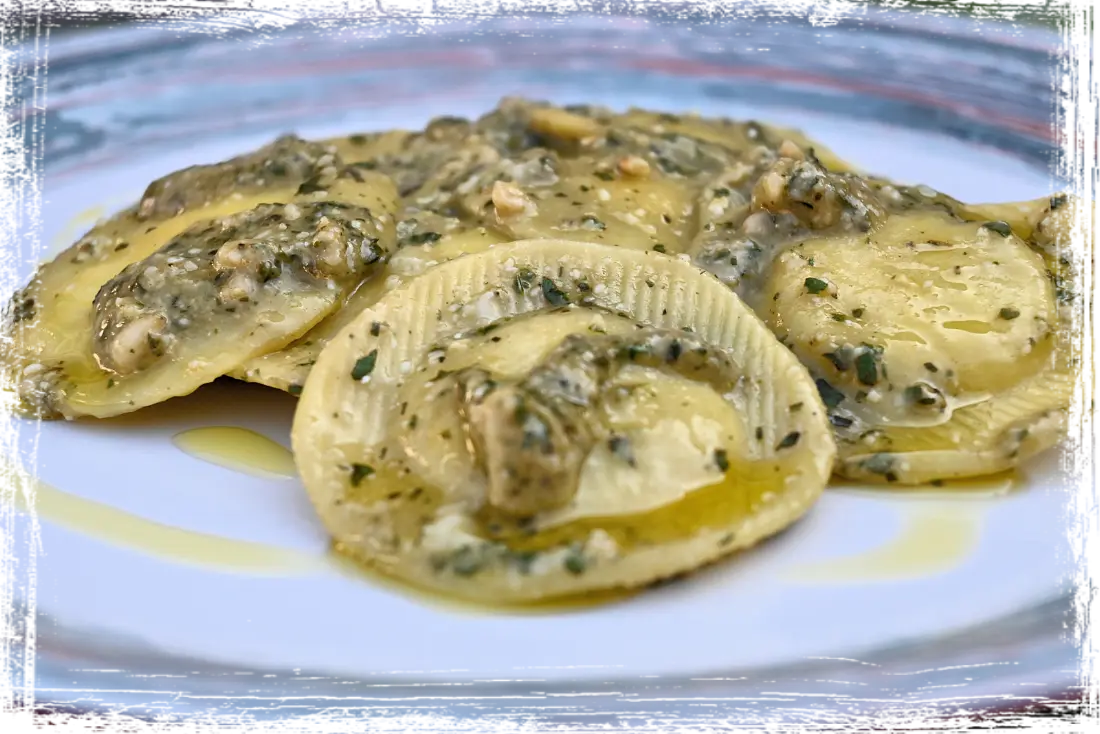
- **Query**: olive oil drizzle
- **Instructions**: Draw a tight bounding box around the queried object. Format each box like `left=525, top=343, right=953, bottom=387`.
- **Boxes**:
left=785, top=471, right=1018, bottom=584
left=172, top=426, right=298, bottom=479
left=787, top=504, right=983, bottom=584
left=6, top=466, right=320, bottom=575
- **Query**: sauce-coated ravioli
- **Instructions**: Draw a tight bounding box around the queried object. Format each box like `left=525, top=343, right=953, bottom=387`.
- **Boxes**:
left=761, top=204, right=1072, bottom=484
left=6, top=138, right=398, bottom=418
left=292, top=240, right=835, bottom=602
left=235, top=99, right=851, bottom=395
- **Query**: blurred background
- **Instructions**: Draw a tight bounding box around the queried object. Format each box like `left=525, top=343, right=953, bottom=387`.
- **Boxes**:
left=0, top=0, right=1095, bottom=32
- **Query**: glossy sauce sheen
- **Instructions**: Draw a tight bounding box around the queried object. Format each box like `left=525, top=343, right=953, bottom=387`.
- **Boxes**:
left=786, top=472, right=1017, bottom=583
left=20, top=430, right=1014, bottom=602
left=173, top=426, right=298, bottom=479
left=787, top=505, right=982, bottom=583
left=13, top=418, right=650, bottom=612
left=2, top=99, right=1082, bottom=607
left=9, top=468, right=318, bottom=575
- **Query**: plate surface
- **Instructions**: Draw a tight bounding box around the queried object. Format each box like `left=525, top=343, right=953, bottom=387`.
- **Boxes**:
left=6, top=9, right=1078, bottom=722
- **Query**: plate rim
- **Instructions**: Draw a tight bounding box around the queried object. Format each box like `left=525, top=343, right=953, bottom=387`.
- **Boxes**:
left=2, top=1, right=1100, bottom=734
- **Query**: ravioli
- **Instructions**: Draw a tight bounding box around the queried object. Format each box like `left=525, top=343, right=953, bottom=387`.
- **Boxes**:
left=7, top=139, right=398, bottom=418
left=762, top=206, right=1071, bottom=483
left=292, top=239, right=835, bottom=602
left=235, top=99, right=853, bottom=395
left=232, top=225, right=507, bottom=393
left=2, top=96, right=1077, bottom=610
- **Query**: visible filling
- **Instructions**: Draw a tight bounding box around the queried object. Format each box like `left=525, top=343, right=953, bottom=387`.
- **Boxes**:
left=92, top=200, right=389, bottom=376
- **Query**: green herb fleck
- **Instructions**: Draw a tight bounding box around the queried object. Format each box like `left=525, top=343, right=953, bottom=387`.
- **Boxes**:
left=804, top=277, right=829, bottom=294
left=714, top=448, right=730, bottom=472
left=816, top=378, right=845, bottom=408
left=514, top=268, right=536, bottom=294
left=981, top=220, right=1013, bottom=237
left=823, top=351, right=850, bottom=372
left=924, top=362, right=939, bottom=373
left=830, top=414, right=854, bottom=428
left=904, top=383, right=940, bottom=406
left=855, top=349, right=879, bottom=386
left=999, top=307, right=1020, bottom=320
left=861, top=453, right=895, bottom=477
left=288, top=384, right=303, bottom=396
left=349, top=463, right=374, bottom=486
left=351, top=350, right=378, bottom=380
left=608, top=435, right=636, bottom=467
left=652, top=244, right=667, bottom=253
left=258, top=260, right=282, bottom=282
left=580, top=214, right=606, bottom=231
left=776, top=432, right=801, bottom=450
left=564, top=547, right=587, bottom=575
left=406, top=231, right=442, bottom=246
left=541, top=278, right=569, bottom=307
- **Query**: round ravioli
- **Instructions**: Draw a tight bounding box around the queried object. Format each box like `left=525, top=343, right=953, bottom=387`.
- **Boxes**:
left=293, top=239, right=835, bottom=602
left=763, top=209, right=1071, bottom=483
left=9, top=157, right=398, bottom=419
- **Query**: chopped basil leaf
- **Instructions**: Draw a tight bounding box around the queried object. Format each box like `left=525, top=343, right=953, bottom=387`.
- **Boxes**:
left=776, top=431, right=801, bottom=450
left=816, top=378, right=845, bottom=408
left=855, top=349, right=878, bottom=386
left=541, top=277, right=569, bottom=306
left=351, top=349, right=378, bottom=380
left=349, top=463, right=374, bottom=486
left=804, top=277, right=829, bottom=294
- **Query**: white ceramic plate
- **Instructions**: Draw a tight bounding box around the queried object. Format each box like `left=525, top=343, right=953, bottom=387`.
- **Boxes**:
left=0, top=2, right=1095, bottom=730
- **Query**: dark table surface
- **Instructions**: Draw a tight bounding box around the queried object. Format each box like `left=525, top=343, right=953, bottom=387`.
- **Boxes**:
left=0, top=1, right=1095, bottom=734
